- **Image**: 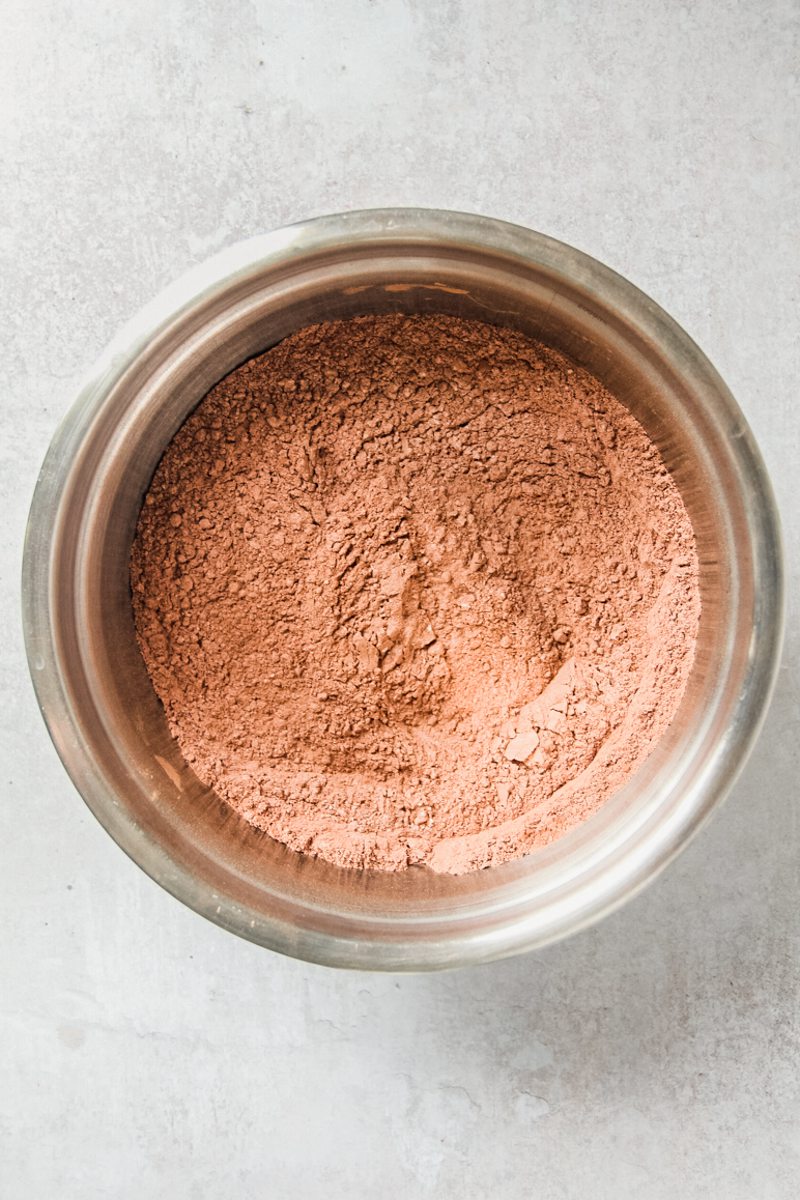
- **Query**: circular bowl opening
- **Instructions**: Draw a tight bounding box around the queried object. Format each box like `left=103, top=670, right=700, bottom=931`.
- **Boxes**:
left=22, top=210, right=783, bottom=969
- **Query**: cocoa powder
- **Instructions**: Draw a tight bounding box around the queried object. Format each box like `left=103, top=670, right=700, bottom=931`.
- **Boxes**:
left=130, top=314, right=700, bottom=874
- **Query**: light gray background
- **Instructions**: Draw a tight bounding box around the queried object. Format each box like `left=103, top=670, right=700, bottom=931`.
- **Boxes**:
left=2, top=2, right=798, bottom=1196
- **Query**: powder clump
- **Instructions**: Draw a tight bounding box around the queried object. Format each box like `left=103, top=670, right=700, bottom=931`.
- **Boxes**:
left=131, top=314, right=700, bottom=874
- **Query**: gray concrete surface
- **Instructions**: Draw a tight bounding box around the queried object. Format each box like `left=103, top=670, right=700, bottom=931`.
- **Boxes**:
left=2, top=2, right=798, bottom=1196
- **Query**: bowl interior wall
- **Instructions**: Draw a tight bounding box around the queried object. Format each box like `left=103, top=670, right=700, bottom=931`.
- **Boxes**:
left=58, top=244, right=746, bottom=936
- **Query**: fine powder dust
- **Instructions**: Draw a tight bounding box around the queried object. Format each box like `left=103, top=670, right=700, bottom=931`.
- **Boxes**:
left=131, top=314, right=700, bottom=875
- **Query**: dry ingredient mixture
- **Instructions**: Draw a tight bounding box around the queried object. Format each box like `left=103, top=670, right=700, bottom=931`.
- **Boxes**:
left=131, top=314, right=700, bottom=874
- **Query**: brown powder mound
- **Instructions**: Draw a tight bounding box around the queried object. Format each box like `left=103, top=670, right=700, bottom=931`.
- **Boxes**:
left=130, top=314, right=700, bottom=874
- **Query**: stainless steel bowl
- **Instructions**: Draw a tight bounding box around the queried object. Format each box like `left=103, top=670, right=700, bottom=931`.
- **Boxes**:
left=22, top=209, right=783, bottom=970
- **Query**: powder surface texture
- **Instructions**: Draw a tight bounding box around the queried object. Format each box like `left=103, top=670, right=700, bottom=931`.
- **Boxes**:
left=131, top=315, right=700, bottom=874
